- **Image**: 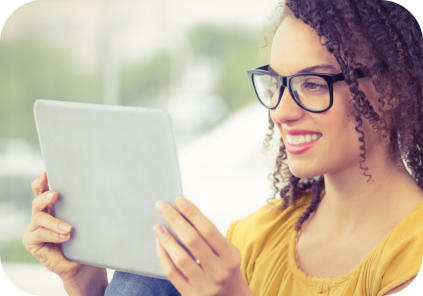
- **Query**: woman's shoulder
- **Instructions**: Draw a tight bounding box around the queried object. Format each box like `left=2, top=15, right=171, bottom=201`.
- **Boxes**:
left=373, top=198, right=423, bottom=296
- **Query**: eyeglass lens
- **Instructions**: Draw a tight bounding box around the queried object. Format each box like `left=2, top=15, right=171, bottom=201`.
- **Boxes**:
left=253, top=74, right=330, bottom=111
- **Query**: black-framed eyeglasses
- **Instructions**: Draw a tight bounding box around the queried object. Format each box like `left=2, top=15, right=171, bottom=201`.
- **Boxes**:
left=247, top=64, right=367, bottom=113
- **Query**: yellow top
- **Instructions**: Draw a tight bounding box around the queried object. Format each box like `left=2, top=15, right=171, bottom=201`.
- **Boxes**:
left=226, top=192, right=423, bottom=296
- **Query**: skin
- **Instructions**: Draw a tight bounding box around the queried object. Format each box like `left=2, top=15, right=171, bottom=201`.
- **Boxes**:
left=155, top=15, right=423, bottom=295
left=22, top=172, right=108, bottom=296
left=22, top=13, right=422, bottom=296
left=24, top=172, right=252, bottom=296
left=270, top=16, right=423, bottom=238
left=270, top=15, right=423, bottom=294
left=153, top=198, right=252, bottom=295
left=24, top=173, right=251, bottom=296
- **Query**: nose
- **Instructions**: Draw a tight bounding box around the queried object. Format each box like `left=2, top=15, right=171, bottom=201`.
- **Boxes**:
left=270, top=87, right=305, bottom=124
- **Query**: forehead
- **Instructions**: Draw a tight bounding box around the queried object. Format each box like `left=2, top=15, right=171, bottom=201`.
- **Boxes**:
left=270, top=16, right=339, bottom=75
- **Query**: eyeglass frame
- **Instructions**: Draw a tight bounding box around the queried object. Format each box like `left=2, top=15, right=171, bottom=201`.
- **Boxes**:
left=247, top=64, right=367, bottom=113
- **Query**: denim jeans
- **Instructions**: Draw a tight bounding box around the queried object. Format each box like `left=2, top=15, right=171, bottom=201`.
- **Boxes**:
left=104, top=271, right=180, bottom=296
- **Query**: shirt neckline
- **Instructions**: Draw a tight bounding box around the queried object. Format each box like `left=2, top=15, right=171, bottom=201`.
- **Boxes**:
left=288, top=196, right=423, bottom=286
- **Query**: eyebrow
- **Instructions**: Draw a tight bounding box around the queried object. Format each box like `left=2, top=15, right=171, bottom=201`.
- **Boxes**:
left=269, top=64, right=340, bottom=75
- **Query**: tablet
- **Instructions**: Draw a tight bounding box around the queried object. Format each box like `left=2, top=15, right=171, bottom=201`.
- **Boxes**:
left=33, top=99, right=184, bottom=279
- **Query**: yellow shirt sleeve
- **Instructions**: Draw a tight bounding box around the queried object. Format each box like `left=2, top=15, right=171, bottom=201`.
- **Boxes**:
left=374, top=206, right=423, bottom=296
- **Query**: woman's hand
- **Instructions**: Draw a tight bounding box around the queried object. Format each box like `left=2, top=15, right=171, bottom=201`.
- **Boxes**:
left=154, top=197, right=253, bottom=296
left=22, top=172, right=107, bottom=296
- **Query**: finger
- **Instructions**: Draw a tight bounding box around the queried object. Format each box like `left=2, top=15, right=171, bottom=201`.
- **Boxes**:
left=31, top=171, right=49, bottom=196
left=47, top=202, right=55, bottom=216
left=155, top=201, right=220, bottom=273
left=155, top=237, right=188, bottom=294
left=29, top=211, right=72, bottom=234
left=32, top=191, right=58, bottom=215
left=175, top=197, right=231, bottom=259
left=23, top=227, right=71, bottom=246
left=153, top=225, right=202, bottom=282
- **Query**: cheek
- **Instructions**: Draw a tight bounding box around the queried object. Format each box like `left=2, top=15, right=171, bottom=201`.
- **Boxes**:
left=345, top=79, right=387, bottom=123
left=318, top=92, right=363, bottom=164
left=324, top=86, right=356, bottom=127
left=285, top=111, right=361, bottom=178
left=334, top=86, right=356, bottom=119
left=336, top=82, right=383, bottom=146
left=325, top=87, right=388, bottom=170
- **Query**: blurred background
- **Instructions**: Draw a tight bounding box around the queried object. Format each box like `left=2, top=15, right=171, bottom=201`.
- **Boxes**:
left=0, top=0, right=282, bottom=294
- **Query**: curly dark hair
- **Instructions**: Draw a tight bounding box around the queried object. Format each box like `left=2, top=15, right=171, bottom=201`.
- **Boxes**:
left=263, top=0, right=423, bottom=231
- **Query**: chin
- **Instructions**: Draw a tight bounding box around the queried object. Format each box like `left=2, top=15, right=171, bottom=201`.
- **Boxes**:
left=288, top=164, right=323, bottom=179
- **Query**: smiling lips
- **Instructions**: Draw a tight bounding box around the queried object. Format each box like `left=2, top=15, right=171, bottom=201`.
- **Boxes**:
left=283, top=129, right=322, bottom=154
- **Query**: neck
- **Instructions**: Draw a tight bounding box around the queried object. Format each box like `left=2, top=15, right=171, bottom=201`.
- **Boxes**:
left=313, top=145, right=423, bottom=239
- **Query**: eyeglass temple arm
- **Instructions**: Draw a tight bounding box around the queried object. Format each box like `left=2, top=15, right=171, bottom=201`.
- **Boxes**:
left=331, top=67, right=369, bottom=83
left=338, top=62, right=388, bottom=81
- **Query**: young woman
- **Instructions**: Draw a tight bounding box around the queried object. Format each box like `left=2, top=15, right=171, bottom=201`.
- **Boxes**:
left=23, top=0, right=423, bottom=295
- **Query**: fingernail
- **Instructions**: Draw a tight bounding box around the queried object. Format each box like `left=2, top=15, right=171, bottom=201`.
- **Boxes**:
left=59, top=223, right=72, bottom=232
left=155, top=201, right=169, bottom=215
left=45, top=192, right=54, bottom=200
left=177, top=197, right=190, bottom=212
left=153, top=225, right=166, bottom=238
left=59, top=233, right=69, bottom=239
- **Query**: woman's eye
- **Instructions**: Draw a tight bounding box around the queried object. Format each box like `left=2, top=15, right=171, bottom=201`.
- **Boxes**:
left=302, top=80, right=328, bottom=92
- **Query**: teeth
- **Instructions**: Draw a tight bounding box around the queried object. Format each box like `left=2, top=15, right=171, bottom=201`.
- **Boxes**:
left=287, top=133, right=321, bottom=146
